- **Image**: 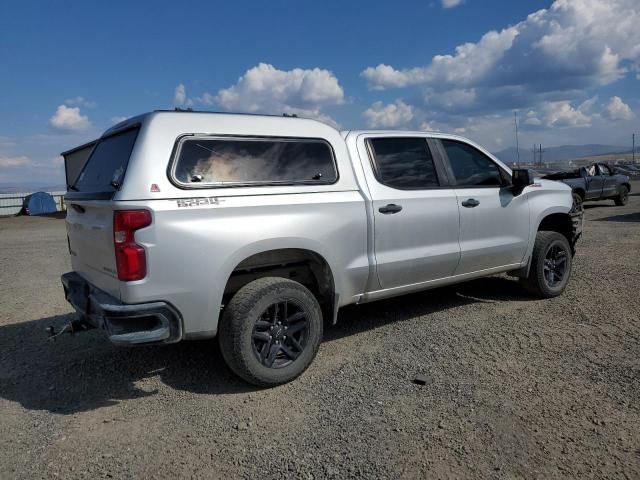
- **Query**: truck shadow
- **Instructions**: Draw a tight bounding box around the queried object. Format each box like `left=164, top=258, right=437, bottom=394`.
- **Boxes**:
left=594, top=211, right=640, bottom=223
left=326, top=276, right=534, bottom=342
left=0, top=277, right=532, bottom=414
left=583, top=203, right=614, bottom=210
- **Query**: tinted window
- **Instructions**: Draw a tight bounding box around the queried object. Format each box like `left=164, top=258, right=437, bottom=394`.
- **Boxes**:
left=174, top=138, right=337, bottom=185
left=73, top=128, right=139, bottom=192
left=369, top=137, right=439, bottom=189
left=442, top=140, right=502, bottom=187
left=63, top=141, right=97, bottom=188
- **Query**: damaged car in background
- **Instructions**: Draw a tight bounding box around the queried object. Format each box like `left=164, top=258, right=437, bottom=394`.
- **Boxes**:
left=542, top=163, right=631, bottom=210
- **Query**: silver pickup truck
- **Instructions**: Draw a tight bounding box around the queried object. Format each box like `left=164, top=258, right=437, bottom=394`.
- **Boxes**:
left=61, top=110, right=581, bottom=386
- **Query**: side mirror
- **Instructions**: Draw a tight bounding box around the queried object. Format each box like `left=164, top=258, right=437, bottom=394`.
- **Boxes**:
left=511, top=169, right=534, bottom=190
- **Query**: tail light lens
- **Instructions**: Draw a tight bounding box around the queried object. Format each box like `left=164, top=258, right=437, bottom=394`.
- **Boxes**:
left=113, top=210, right=152, bottom=281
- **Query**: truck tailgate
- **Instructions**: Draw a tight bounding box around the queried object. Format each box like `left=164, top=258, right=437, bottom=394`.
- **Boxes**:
left=66, top=202, right=120, bottom=299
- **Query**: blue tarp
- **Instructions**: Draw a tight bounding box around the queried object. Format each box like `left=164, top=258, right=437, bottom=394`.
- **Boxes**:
left=22, top=191, right=57, bottom=215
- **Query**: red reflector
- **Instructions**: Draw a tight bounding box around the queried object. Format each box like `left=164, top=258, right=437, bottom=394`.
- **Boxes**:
left=113, top=210, right=152, bottom=281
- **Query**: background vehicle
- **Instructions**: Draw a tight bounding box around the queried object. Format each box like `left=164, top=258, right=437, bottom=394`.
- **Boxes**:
left=61, top=111, right=582, bottom=386
left=542, top=163, right=631, bottom=209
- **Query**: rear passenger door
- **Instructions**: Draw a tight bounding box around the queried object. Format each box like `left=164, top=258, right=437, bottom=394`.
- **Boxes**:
left=437, top=139, right=530, bottom=275
left=360, top=136, right=461, bottom=290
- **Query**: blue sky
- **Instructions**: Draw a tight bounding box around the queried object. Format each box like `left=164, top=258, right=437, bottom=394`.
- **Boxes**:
left=1, top=0, right=639, bottom=186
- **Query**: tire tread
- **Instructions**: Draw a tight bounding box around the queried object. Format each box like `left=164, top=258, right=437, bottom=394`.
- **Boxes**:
left=521, top=231, right=572, bottom=298
left=218, top=277, right=322, bottom=387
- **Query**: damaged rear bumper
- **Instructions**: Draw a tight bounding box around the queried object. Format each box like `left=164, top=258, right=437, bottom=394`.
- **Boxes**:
left=61, top=272, right=182, bottom=345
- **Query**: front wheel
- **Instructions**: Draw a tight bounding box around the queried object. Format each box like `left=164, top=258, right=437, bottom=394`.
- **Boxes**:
left=571, top=192, right=584, bottom=213
left=218, top=277, right=323, bottom=387
left=521, top=231, right=573, bottom=298
left=614, top=185, right=629, bottom=206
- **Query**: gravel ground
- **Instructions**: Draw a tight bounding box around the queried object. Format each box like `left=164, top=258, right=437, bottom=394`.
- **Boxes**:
left=1, top=185, right=639, bottom=479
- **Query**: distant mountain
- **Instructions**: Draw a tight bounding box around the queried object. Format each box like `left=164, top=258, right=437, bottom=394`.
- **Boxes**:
left=493, top=144, right=629, bottom=165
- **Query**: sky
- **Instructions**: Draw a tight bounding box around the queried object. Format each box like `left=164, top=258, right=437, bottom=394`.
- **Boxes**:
left=1, top=0, right=639, bottom=186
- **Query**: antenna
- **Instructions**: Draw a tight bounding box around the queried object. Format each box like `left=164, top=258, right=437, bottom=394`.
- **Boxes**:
left=513, top=111, right=520, bottom=167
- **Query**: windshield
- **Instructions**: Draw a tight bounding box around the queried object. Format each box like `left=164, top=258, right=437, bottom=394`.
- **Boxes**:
left=72, top=127, right=139, bottom=193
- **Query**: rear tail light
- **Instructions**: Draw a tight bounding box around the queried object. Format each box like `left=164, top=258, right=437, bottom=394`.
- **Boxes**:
left=113, top=210, right=152, bottom=281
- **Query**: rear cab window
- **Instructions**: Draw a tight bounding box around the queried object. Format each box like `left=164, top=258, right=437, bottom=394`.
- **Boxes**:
left=171, top=137, right=338, bottom=187
left=441, top=139, right=506, bottom=187
left=367, top=137, right=440, bottom=189
left=71, top=127, right=139, bottom=197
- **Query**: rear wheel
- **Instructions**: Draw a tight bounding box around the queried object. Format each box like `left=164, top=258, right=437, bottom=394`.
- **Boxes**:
left=521, top=231, right=572, bottom=298
left=218, top=277, right=323, bottom=387
left=614, top=185, right=629, bottom=206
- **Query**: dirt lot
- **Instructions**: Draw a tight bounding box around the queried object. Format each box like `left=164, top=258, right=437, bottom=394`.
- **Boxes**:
left=1, top=185, right=639, bottom=479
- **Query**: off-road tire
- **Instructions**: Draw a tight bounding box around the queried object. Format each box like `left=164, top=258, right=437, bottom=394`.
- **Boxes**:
left=614, top=185, right=629, bottom=206
left=521, top=231, right=572, bottom=298
left=218, top=277, right=323, bottom=387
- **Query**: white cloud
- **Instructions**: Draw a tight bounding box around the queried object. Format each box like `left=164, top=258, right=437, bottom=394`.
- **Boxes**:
left=0, top=155, right=33, bottom=168
left=64, top=96, right=96, bottom=108
left=363, top=100, right=414, bottom=128
left=49, top=105, right=91, bottom=132
left=361, top=0, right=640, bottom=116
left=419, top=121, right=440, bottom=132
left=523, top=110, right=542, bottom=126
left=577, top=96, right=598, bottom=113
left=173, top=84, right=193, bottom=107
left=441, top=0, right=463, bottom=8
left=361, top=64, right=424, bottom=90
left=196, top=92, right=216, bottom=105
left=213, top=63, right=344, bottom=111
left=196, top=63, right=344, bottom=126
left=605, top=96, right=635, bottom=121
left=362, top=26, right=518, bottom=91
left=541, top=101, right=592, bottom=127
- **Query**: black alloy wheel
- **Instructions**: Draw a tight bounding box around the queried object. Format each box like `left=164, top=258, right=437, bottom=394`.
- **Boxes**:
left=251, top=300, right=310, bottom=369
left=542, top=242, right=569, bottom=288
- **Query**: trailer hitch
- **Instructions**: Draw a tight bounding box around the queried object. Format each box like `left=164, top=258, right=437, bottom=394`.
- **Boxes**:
left=47, top=319, right=94, bottom=341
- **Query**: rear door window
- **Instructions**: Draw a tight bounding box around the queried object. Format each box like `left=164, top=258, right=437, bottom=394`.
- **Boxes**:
left=441, top=139, right=503, bottom=187
left=173, top=137, right=337, bottom=186
left=368, top=137, right=440, bottom=189
left=73, top=128, right=139, bottom=193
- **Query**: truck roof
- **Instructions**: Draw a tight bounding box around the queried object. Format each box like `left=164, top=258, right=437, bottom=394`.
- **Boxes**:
left=105, top=110, right=471, bottom=144
left=343, top=129, right=470, bottom=141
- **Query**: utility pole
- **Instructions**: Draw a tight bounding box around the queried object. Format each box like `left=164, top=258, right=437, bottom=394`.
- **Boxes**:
left=514, top=111, right=520, bottom=166
left=532, top=144, right=537, bottom=165
left=633, top=133, right=636, bottom=163
left=538, top=144, right=545, bottom=166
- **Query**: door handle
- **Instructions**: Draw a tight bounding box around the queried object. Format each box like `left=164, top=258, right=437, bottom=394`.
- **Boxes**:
left=378, top=204, right=403, bottom=214
left=461, top=198, right=480, bottom=208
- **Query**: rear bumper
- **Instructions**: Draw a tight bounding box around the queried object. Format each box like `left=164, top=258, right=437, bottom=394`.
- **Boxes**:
left=61, top=272, right=182, bottom=345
